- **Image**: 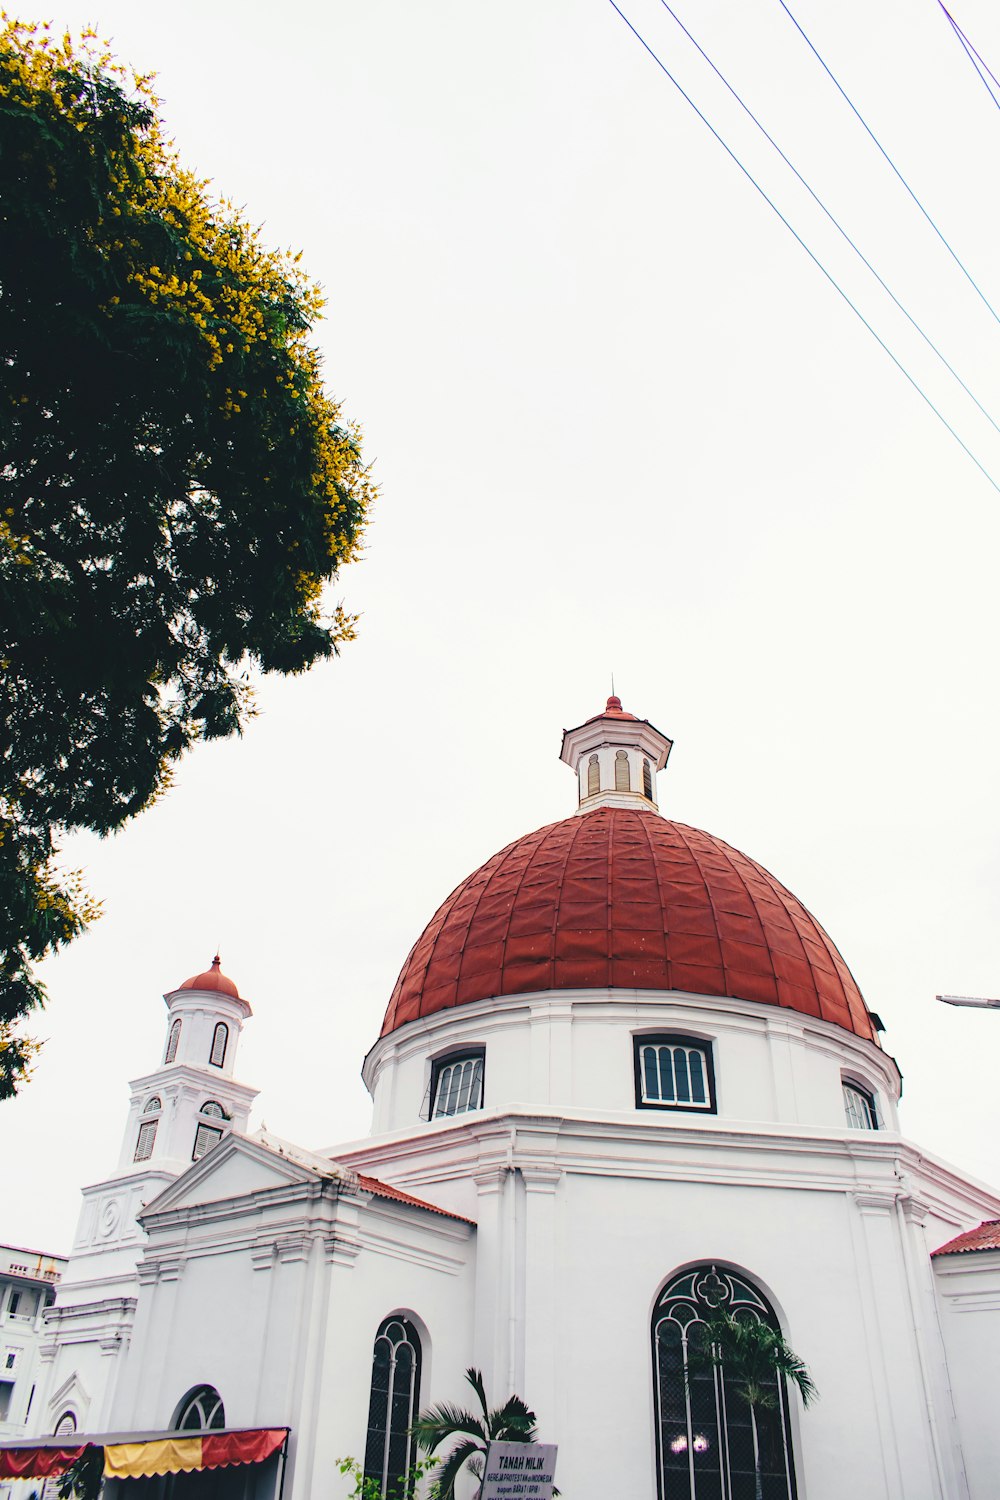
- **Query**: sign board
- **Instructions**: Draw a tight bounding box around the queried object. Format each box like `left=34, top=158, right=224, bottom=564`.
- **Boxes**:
left=480, top=1442, right=558, bottom=1500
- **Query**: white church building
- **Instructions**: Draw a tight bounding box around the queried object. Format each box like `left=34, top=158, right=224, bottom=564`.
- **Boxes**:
left=4, top=696, right=1000, bottom=1499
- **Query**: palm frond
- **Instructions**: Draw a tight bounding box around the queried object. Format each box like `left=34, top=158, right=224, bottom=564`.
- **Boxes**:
left=491, top=1393, right=538, bottom=1442
left=411, top=1403, right=486, bottom=1454
left=464, top=1366, right=490, bottom=1426
left=429, top=1438, right=485, bottom=1500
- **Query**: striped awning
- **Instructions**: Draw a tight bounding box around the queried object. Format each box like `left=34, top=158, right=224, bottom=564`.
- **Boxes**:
left=0, top=1428, right=287, bottom=1480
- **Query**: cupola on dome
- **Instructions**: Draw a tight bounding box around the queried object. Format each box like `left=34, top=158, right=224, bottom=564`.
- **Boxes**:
left=381, top=699, right=875, bottom=1042
left=175, top=955, right=242, bottom=1001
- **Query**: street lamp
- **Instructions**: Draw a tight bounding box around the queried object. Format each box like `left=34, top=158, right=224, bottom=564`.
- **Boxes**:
left=937, top=995, right=1000, bottom=1009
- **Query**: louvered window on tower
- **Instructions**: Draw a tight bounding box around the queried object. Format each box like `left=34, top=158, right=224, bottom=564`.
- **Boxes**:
left=643, top=757, right=653, bottom=799
left=635, top=1037, right=715, bottom=1112
left=209, top=1022, right=229, bottom=1068
left=587, top=754, right=600, bottom=797
left=615, top=749, right=631, bottom=791
left=134, top=1120, right=157, bottom=1161
left=164, top=1018, right=181, bottom=1064
left=430, top=1052, right=484, bottom=1119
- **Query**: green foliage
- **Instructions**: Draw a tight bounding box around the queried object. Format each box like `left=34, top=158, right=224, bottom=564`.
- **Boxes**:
left=53, top=1448, right=104, bottom=1500
left=694, top=1311, right=817, bottom=1415
left=412, top=1367, right=539, bottom=1500
left=0, top=17, right=374, bottom=1086
left=690, top=1312, right=816, bottom=1500
left=337, top=1454, right=439, bottom=1500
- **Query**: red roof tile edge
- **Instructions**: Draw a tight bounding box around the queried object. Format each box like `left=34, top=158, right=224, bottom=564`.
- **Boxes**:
left=356, top=1173, right=475, bottom=1225
left=931, top=1218, right=1000, bottom=1257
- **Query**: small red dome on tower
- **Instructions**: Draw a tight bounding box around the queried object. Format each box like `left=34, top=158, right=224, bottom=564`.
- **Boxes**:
left=381, top=808, right=875, bottom=1041
left=177, top=955, right=242, bottom=1001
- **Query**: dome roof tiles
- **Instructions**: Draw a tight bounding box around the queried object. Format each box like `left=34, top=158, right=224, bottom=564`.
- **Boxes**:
left=381, top=807, right=874, bottom=1041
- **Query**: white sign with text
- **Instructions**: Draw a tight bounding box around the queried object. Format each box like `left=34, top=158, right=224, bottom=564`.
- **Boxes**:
left=480, top=1442, right=558, bottom=1500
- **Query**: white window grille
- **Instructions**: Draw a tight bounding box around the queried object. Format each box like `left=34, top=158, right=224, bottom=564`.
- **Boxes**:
left=143, top=1096, right=161, bottom=1115
left=843, top=1082, right=878, bottom=1130
left=200, top=1100, right=227, bottom=1119
left=615, top=749, right=631, bottom=791
left=134, top=1120, right=158, bottom=1161
left=165, top=1018, right=182, bottom=1064
left=431, top=1055, right=484, bottom=1119
left=638, top=1042, right=711, bottom=1109
left=363, top=1318, right=421, bottom=1498
left=653, top=1265, right=799, bottom=1500
left=209, top=1022, right=229, bottom=1068
left=177, top=1385, right=225, bottom=1430
left=587, top=754, right=600, bottom=797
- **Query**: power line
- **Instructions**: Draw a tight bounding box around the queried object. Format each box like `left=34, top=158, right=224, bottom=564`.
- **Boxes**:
left=937, top=2, right=1000, bottom=113
left=655, top=0, right=1000, bottom=438
left=604, top=0, right=1000, bottom=495
left=776, top=0, right=1000, bottom=328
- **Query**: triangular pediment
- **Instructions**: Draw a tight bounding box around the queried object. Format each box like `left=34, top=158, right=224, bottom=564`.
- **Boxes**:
left=139, top=1131, right=355, bottom=1218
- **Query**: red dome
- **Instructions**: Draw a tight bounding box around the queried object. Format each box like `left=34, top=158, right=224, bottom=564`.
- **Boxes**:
left=381, top=808, right=874, bottom=1040
left=177, top=955, right=241, bottom=1001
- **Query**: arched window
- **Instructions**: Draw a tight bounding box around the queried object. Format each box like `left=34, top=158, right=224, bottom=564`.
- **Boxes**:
left=652, top=1266, right=799, bottom=1500
left=842, top=1081, right=878, bottom=1130
left=176, top=1385, right=225, bottom=1431
left=165, top=1018, right=182, bottom=1064
left=587, top=754, right=600, bottom=798
left=53, top=1411, right=77, bottom=1435
left=643, top=758, right=654, bottom=800
left=143, top=1096, right=162, bottom=1114
left=615, top=749, right=631, bottom=791
left=363, top=1317, right=422, bottom=1497
left=210, top=1022, right=229, bottom=1069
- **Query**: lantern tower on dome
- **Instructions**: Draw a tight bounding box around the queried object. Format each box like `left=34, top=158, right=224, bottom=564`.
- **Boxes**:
left=560, top=693, right=673, bottom=811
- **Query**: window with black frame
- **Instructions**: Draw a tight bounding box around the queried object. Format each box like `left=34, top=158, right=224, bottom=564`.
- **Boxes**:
left=842, top=1079, right=879, bottom=1130
left=363, top=1317, right=422, bottom=1497
left=652, top=1266, right=799, bottom=1500
left=635, top=1036, right=715, bottom=1113
left=429, top=1050, right=484, bottom=1120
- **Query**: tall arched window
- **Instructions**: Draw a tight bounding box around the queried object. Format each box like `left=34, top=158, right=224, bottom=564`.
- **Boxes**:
left=210, top=1022, right=229, bottom=1068
left=587, top=754, right=600, bottom=798
left=643, top=757, right=654, bottom=800
left=165, top=1018, right=182, bottom=1064
left=176, top=1385, right=225, bottom=1430
left=615, top=749, right=631, bottom=791
left=652, top=1265, right=798, bottom=1500
left=363, top=1317, right=422, bottom=1497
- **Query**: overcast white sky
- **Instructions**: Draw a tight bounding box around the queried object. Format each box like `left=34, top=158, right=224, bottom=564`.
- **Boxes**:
left=6, top=0, right=1000, bottom=1253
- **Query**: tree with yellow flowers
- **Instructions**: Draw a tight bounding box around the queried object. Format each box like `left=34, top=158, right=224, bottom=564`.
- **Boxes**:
left=0, top=18, right=375, bottom=1095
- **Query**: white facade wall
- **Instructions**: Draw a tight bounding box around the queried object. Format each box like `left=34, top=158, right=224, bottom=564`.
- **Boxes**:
left=932, top=1250, right=1000, bottom=1500
left=362, top=989, right=901, bottom=1139
left=111, top=1136, right=475, bottom=1500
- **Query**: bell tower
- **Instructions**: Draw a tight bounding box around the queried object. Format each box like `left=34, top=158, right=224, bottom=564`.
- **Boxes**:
left=33, top=959, right=258, bottom=1436
left=117, top=957, right=257, bottom=1175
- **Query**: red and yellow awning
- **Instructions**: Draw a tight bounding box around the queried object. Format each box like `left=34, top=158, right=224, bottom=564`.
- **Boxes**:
left=104, top=1428, right=287, bottom=1479
left=0, top=1428, right=287, bottom=1481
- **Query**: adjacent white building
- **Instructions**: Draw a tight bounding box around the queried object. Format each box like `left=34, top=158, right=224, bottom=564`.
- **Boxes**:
left=7, top=696, right=1000, bottom=1499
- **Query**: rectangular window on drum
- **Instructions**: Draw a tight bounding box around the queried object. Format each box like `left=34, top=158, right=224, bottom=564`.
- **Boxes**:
left=635, top=1039, right=715, bottom=1113
left=430, top=1053, right=485, bottom=1119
